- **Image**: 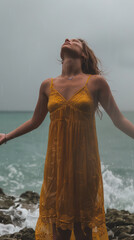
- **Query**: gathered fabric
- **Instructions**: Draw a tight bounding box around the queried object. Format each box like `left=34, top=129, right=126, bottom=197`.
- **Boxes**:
left=35, top=74, right=109, bottom=240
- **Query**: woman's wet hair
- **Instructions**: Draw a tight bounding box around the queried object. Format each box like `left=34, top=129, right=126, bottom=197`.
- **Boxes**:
left=77, top=38, right=103, bottom=75
left=78, top=38, right=104, bottom=119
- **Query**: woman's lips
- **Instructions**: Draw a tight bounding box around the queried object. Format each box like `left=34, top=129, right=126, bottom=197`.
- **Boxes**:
left=63, top=42, right=71, bottom=45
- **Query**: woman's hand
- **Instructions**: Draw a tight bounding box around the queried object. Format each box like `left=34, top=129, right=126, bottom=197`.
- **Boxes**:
left=0, top=79, right=49, bottom=145
left=0, top=133, right=6, bottom=145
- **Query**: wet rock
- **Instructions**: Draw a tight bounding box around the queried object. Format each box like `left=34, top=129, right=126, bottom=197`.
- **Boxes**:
left=0, top=188, right=5, bottom=195
left=114, top=225, right=134, bottom=236
left=118, top=231, right=132, bottom=238
left=0, top=238, right=18, bottom=240
left=106, top=208, right=134, bottom=228
left=19, top=191, right=39, bottom=205
left=0, top=211, right=12, bottom=224
left=0, top=188, right=15, bottom=210
left=107, top=229, right=114, bottom=240
left=0, top=188, right=39, bottom=230
left=0, top=197, right=15, bottom=210
left=106, top=208, right=134, bottom=239
left=19, top=227, right=35, bottom=240
left=0, top=227, right=35, bottom=240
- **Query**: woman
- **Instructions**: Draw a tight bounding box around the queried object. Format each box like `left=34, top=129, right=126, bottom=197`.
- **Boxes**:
left=0, top=38, right=134, bottom=240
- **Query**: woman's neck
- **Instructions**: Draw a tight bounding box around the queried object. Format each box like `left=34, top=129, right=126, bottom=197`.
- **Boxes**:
left=61, top=57, right=83, bottom=77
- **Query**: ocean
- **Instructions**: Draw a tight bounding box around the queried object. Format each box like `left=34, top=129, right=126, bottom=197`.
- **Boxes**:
left=0, top=110, right=134, bottom=235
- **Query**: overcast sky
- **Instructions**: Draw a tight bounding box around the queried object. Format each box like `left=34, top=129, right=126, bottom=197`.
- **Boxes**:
left=0, top=0, right=134, bottom=111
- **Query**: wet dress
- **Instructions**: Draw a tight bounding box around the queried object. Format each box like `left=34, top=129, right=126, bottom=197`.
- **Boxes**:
left=35, top=74, right=109, bottom=240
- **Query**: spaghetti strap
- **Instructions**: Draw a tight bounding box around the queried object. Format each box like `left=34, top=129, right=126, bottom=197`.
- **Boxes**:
left=85, top=74, right=92, bottom=85
left=50, top=78, right=53, bottom=89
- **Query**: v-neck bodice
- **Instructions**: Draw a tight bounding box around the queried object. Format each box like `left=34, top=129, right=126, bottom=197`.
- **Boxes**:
left=50, top=74, right=92, bottom=103
left=47, top=75, right=95, bottom=116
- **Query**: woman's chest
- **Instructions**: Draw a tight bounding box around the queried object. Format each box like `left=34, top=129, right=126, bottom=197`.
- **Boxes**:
left=47, top=87, right=95, bottom=114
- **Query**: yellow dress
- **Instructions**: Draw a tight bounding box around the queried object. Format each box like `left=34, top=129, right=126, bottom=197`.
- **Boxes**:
left=35, top=74, right=109, bottom=240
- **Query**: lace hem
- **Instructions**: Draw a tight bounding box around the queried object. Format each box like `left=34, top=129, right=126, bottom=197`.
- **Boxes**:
left=36, top=215, right=108, bottom=236
left=35, top=216, right=109, bottom=240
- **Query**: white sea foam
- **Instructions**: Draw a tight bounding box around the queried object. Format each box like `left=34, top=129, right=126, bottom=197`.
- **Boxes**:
left=102, top=165, right=134, bottom=213
left=0, top=204, right=39, bottom=236
left=0, top=224, right=22, bottom=236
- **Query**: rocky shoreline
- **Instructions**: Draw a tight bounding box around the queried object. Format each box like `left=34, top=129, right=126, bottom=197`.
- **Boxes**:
left=0, top=188, right=134, bottom=240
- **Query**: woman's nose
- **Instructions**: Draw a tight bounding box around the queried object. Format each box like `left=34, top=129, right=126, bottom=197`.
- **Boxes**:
left=65, top=38, right=70, bottom=43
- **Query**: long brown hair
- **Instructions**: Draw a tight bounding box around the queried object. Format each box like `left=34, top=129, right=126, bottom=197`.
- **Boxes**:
left=77, top=38, right=104, bottom=119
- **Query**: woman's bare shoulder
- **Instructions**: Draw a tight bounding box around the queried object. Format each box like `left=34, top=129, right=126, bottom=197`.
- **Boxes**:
left=41, top=77, right=52, bottom=87
left=94, top=74, right=108, bottom=86
left=39, top=78, right=53, bottom=98
left=89, top=74, right=109, bottom=92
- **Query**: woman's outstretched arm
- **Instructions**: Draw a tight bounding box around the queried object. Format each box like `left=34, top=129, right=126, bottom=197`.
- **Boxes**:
left=97, top=75, right=134, bottom=139
left=0, top=79, right=49, bottom=145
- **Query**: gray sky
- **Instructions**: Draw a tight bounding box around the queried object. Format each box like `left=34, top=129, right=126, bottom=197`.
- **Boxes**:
left=0, top=0, right=134, bottom=111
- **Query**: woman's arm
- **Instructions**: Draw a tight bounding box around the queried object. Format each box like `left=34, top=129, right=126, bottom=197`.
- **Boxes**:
left=0, top=79, right=49, bottom=145
left=97, top=76, right=134, bottom=139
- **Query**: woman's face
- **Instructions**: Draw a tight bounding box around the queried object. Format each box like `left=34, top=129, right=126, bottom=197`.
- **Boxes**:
left=60, top=38, right=84, bottom=61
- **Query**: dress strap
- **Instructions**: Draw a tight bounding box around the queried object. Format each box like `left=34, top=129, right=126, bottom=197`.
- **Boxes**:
left=85, top=74, right=92, bottom=85
left=50, top=78, right=53, bottom=89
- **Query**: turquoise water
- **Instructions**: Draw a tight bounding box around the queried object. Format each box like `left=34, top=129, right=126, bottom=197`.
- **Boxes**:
left=0, top=111, right=134, bottom=213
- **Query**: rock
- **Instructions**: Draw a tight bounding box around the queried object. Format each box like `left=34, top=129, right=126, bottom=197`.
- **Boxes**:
left=19, top=227, right=35, bottom=240
left=0, top=188, right=5, bottom=195
left=19, top=191, right=39, bottom=205
left=0, top=189, right=39, bottom=231
left=0, top=238, right=18, bottom=240
left=107, top=229, right=114, bottom=240
left=0, top=196, right=15, bottom=209
left=106, top=208, right=134, bottom=229
left=120, top=210, right=131, bottom=214
left=0, top=227, right=35, bottom=240
left=0, top=211, right=12, bottom=224
left=0, top=188, right=15, bottom=209
left=118, top=231, right=131, bottom=238
left=114, top=225, right=133, bottom=237
left=105, top=208, right=134, bottom=239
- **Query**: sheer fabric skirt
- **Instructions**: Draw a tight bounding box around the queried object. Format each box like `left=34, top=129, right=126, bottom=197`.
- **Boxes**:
left=35, top=115, right=109, bottom=240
